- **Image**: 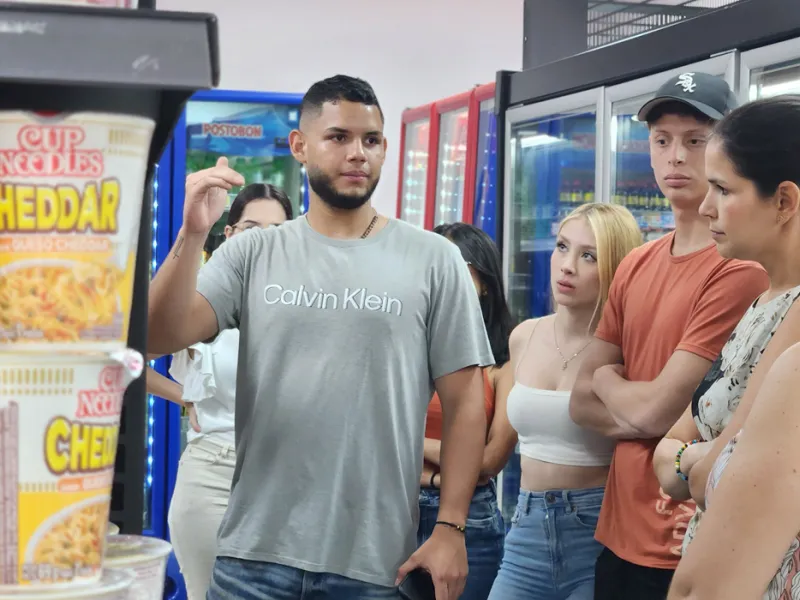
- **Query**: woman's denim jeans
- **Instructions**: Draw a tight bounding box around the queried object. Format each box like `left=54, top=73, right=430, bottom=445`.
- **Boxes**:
left=488, top=487, right=605, bottom=600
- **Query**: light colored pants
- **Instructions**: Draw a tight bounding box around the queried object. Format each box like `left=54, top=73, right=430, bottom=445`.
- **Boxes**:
left=168, top=436, right=235, bottom=600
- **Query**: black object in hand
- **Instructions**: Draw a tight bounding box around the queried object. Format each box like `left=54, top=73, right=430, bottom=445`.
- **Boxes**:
left=398, top=568, right=436, bottom=600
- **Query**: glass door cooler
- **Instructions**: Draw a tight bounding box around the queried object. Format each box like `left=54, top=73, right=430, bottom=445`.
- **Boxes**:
left=741, top=38, right=800, bottom=101
left=466, top=83, right=500, bottom=241
left=396, top=104, right=434, bottom=228
left=146, top=90, right=307, bottom=546
left=431, top=91, right=471, bottom=228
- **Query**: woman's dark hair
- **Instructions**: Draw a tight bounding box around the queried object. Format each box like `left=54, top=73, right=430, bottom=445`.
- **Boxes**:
left=433, top=222, right=513, bottom=366
left=713, top=95, right=800, bottom=197
left=227, top=183, right=293, bottom=226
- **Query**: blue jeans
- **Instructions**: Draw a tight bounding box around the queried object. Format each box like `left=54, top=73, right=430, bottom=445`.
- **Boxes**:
left=488, top=487, right=605, bottom=600
left=206, top=557, right=402, bottom=599
left=417, top=482, right=505, bottom=600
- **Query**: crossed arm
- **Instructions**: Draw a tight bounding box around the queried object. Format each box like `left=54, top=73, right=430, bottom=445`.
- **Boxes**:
left=569, top=339, right=711, bottom=440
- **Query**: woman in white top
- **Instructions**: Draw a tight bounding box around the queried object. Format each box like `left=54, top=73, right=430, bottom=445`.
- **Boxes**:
left=488, top=203, right=642, bottom=600
left=146, top=182, right=293, bottom=600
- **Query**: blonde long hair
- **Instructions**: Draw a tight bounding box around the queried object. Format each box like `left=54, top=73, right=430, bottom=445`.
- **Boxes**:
left=556, top=203, right=643, bottom=324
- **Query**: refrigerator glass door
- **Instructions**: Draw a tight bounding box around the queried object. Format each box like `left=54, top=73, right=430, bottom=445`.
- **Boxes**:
left=434, top=106, right=469, bottom=226
left=500, top=89, right=603, bottom=528
left=474, top=98, right=499, bottom=240
left=750, top=63, right=800, bottom=99
left=400, top=118, right=430, bottom=228
left=609, top=94, right=673, bottom=242
left=742, top=39, right=800, bottom=101
left=604, top=55, right=736, bottom=241
left=184, top=99, right=305, bottom=253
left=504, top=89, right=603, bottom=326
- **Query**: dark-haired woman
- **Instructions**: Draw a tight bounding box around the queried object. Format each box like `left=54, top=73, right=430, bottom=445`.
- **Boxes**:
left=417, top=222, right=516, bottom=600
left=647, top=96, right=800, bottom=599
left=159, top=182, right=293, bottom=600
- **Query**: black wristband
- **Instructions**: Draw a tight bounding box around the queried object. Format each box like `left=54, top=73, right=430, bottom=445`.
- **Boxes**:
left=435, top=520, right=466, bottom=534
left=429, top=470, right=437, bottom=488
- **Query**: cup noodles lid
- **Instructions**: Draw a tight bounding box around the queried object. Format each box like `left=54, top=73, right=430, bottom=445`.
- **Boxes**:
left=104, top=535, right=172, bottom=567
left=0, top=568, right=133, bottom=598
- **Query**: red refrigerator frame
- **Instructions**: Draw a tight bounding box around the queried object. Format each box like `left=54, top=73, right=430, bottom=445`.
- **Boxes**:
left=396, top=82, right=496, bottom=230
left=395, top=103, right=435, bottom=227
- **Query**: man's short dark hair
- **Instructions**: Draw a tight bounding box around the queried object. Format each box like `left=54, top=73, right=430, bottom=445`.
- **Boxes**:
left=299, top=75, right=384, bottom=123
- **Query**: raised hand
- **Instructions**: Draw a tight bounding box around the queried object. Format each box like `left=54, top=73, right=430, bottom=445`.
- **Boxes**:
left=183, top=157, right=245, bottom=235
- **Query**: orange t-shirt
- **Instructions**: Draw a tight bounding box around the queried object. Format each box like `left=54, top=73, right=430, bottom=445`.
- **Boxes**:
left=594, top=232, right=769, bottom=570
left=425, top=369, right=495, bottom=440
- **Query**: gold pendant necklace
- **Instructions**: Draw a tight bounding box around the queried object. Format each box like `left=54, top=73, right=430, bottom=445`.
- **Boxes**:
left=553, top=317, right=592, bottom=370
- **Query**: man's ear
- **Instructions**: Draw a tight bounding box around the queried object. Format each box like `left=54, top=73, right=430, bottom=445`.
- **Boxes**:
left=289, top=129, right=306, bottom=164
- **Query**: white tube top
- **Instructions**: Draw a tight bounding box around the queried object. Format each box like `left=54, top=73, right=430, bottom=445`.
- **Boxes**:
left=507, top=382, right=615, bottom=467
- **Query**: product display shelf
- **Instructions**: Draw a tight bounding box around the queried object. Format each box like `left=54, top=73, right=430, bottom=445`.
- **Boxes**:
left=0, top=1, right=220, bottom=535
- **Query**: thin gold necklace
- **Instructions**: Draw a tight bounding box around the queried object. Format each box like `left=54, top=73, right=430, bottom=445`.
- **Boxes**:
left=553, top=317, right=592, bottom=371
left=361, top=212, right=378, bottom=239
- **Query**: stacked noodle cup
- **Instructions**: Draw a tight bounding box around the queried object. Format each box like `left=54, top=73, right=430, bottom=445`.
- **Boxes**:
left=0, top=109, right=166, bottom=599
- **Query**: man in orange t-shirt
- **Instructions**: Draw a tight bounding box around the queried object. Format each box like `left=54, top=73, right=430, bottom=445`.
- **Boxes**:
left=569, top=72, right=770, bottom=599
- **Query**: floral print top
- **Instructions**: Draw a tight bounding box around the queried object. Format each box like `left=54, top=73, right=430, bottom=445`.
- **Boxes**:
left=682, top=285, right=800, bottom=553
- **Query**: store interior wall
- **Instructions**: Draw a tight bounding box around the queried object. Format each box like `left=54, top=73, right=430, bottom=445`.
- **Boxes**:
left=157, top=0, right=524, bottom=215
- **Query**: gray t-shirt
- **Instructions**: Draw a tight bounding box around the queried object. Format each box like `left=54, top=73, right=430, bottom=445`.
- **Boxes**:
left=196, top=216, right=494, bottom=587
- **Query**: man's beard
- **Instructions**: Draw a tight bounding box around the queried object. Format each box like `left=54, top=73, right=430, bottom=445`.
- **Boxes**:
left=307, top=166, right=380, bottom=210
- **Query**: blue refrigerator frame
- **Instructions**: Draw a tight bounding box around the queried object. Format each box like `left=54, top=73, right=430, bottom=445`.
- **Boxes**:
left=146, top=89, right=307, bottom=544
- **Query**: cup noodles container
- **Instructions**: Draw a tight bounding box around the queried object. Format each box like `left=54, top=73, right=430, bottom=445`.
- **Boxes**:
left=0, top=111, right=155, bottom=352
left=1, top=1, right=138, bottom=7
left=104, top=535, right=171, bottom=600
left=0, top=569, right=134, bottom=600
left=0, top=349, right=143, bottom=589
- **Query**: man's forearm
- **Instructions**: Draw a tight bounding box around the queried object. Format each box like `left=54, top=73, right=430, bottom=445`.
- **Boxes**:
left=570, top=378, right=639, bottom=438
left=148, top=228, right=206, bottom=354
left=597, top=376, right=669, bottom=438
left=438, top=399, right=485, bottom=524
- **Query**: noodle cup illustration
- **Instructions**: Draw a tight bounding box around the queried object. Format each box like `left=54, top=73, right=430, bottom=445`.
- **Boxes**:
left=104, top=535, right=172, bottom=600
left=0, top=349, right=143, bottom=589
left=0, top=568, right=134, bottom=600
left=0, top=111, right=155, bottom=352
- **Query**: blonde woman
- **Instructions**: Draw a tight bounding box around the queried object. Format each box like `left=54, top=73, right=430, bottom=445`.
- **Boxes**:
left=488, top=203, right=642, bottom=600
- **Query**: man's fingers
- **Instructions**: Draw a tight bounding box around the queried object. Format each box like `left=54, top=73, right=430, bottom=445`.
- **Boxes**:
left=394, top=554, right=420, bottom=586
left=208, top=166, right=244, bottom=187
left=190, top=176, right=236, bottom=197
left=186, top=159, right=244, bottom=191
left=432, top=577, right=449, bottom=600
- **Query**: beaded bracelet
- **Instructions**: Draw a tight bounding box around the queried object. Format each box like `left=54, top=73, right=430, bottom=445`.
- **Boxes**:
left=436, top=520, right=466, bottom=534
left=675, top=439, right=700, bottom=481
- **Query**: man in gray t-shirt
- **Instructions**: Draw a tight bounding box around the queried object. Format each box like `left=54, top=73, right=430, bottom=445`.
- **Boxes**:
left=148, top=75, right=494, bottom=600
